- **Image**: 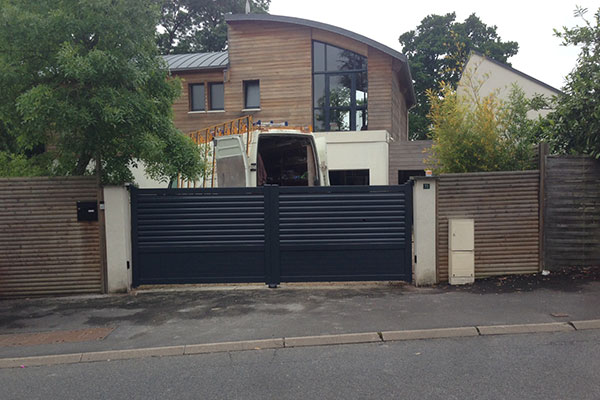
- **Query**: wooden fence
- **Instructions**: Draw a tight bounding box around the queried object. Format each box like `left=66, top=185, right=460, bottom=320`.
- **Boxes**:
left=544, top=156, right=600, bottom=269
left=0, top=177, right=104, bottom=298
left=436, top=171, right=541, bottom=281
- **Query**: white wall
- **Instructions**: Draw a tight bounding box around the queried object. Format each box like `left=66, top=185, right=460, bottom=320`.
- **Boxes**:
left=318, top=130, right=390, bottom=185
left=103, top=186, right=132, bottom=293
left=130, top=162, right=170, bottom=188
left=413, top=177, right=437, bottom=285
left=458, top=53, right=561, bottom=119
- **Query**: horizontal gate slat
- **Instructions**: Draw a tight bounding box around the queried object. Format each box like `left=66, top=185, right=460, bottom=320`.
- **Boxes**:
left=131, top=185, right=413, bottom=286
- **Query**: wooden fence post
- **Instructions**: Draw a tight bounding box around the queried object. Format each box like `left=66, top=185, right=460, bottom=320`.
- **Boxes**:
left=538, top=142, right=549, bottom=272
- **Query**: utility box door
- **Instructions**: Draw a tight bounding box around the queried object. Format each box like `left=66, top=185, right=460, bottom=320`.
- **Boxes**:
left=449, top=219, right=474, bottom=251
left=448, top=218, right=475, bottom=285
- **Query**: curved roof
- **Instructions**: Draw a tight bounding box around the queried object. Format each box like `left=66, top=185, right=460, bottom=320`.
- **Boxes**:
left=226, top=14, right=415, bottom=107
left=162, top=52, right=228, bottom=72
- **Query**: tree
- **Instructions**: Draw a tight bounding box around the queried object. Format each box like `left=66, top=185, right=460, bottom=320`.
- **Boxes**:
left=544, top=7, right=600, bottom=158
left=0, top=0, right=204, bottom=184
left=426, top=83, right=538, bottom=173
left=157, top=0, right=271, bottom=55
left=399, top=13, right=519, bottom=139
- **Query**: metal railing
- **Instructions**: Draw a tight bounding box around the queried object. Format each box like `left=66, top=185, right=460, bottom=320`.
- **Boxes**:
left=177, top=116, right=254, bottom=188
left=176, top=116, right=313, bottom=188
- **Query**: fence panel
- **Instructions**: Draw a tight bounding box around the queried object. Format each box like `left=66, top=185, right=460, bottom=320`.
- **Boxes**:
left=0, top=177, right=103, bottom=297
left=437, top=171, right=540, bottom=281
left=544, top=156, right=600, bottom=269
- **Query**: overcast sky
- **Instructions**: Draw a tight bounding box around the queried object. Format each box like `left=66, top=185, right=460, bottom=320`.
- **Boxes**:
left=269, top=0, right=598, bottom=90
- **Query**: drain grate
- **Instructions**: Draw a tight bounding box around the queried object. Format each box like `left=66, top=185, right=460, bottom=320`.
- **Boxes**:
left=0, top=327, right=115, bottom=347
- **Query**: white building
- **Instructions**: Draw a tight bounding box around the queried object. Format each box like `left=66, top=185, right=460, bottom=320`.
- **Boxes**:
left=458, top=51, right=561, bottom=118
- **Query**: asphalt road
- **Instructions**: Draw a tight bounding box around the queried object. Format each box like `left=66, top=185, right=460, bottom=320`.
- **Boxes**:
left=1, top=330, right=599, bottom=400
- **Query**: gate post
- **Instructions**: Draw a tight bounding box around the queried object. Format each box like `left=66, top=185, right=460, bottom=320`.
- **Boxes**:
left=130, top=186, right=140, bottom=288
left=412, top=176, right=437, bottom=285
left=264, top=185, right=280, bottom=287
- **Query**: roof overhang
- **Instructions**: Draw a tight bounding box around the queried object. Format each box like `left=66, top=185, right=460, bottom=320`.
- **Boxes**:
left=226, top=13, right=416, bottom=108
left=162, top=52, right=229, bottom=72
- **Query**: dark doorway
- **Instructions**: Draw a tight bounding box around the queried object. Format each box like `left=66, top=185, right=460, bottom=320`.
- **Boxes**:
left=329, top=169, right=370, bottom=185
left=257, top=135, right=318, bottom=186
left=398, top=169, right=425, bottom=184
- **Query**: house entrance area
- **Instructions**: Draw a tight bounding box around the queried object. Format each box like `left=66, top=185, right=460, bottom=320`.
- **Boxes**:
left=130, top=184, right=412, bottom=287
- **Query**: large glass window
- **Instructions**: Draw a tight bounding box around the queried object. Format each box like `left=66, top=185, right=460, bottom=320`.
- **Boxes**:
left=209, top=82, right=224, bottom=110
left=313, top=41, right=368, bottom=131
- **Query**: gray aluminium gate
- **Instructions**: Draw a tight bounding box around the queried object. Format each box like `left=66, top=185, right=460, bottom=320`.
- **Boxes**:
left=131, top=184, right=412, bottom=287
left=275, top=185, right=412, bottom=283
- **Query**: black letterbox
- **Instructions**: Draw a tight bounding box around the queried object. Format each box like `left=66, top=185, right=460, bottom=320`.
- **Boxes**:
left=77, top=201, right=98, bottom=222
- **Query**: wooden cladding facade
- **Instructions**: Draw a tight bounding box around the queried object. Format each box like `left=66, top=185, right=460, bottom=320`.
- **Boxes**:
left=0, top=177, right=103, bottom=298
left=170, top=21, right=409, bottom=141
left=544, top=156, right=600, bottom=269
left=389, top=140, right=432, bottom=182
left=436, top=171, right=541, bottom=282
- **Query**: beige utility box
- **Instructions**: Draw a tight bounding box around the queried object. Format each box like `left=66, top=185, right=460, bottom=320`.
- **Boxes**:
left=448, top=218, right=475, bottom=285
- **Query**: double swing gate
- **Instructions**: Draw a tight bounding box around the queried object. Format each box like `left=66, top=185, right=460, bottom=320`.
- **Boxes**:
left=131, top=184, right=413, bottom=287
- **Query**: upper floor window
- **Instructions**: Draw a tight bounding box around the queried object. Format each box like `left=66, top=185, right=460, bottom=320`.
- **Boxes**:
left=244, top=80, right=260, bottom=109
left=190, top=84, right=205, bottom=111
left=209, top=82, right=224, bottom=110
left=313, top=41, right=368, bottom=132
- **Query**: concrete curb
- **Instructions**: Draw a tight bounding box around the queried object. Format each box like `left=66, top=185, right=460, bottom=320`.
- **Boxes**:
left=570, top=319, right=600, bottom=331
left=185, top=338, right=283, bottom=355
left=0, top=353, right=82, bottom=368
left=1, top=320, right=598, bottom=369
left=477, top=322, right=574, bottom=335
left=81, top=346, right=185, bottom=362
left=285, top=333, right=381, bottom=348
left=382, top=327, right=479, bottom=341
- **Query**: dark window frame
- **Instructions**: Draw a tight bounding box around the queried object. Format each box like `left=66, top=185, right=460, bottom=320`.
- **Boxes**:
left=329, top=169, right=370, bottom=186
left=243, top=80, right=260, bottom=109
left=209, top=82, right=225, bottom=111
left=189, top=83, right=205, bottom=111
left=312, top=40, right=368, bottom=132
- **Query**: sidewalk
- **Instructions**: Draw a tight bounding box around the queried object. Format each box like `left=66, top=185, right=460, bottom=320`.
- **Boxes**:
left=1, top=268, right=599, bottom=359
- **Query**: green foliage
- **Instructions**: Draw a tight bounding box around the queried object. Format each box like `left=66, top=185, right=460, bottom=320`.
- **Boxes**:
left=399, top=12, right=519, bottom=139
left=0, top=152, right=49, bottom=177
left=544, top=7, right=600, bottom=158
left=426, top=83, right=538, bottom=173
left=0, top=0, right=205, bottom=183
left=157, top=0, right=271, bottom=55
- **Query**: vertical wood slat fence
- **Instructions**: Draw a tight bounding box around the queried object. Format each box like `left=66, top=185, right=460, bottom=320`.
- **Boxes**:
left=0, top=177, right=103, bottom=298
left=436, top=171, right=541, bottom=282
left=544, top=156, right=600, bottom=269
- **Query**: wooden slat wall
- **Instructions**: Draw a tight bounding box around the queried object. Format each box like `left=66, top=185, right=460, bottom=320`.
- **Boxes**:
left=391, top=63, right=408, bottom=142
left=367, top=47, right=392, bottom=135
left=544, top=156, right=600, bottom=269
left=0, top=177, right=103, bottom=298
left=388, top=140, right=432, bottom=183
left=170, top=20, right=408, bottom=140
left=437, top=171, right=540, bottom=281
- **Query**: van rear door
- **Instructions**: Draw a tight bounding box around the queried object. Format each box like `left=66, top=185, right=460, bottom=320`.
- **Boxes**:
left=214, top=135, right=250, bottom=187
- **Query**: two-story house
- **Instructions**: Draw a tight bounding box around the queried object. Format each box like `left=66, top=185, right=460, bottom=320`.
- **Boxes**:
left=162, top=13, right=430, bottom=186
